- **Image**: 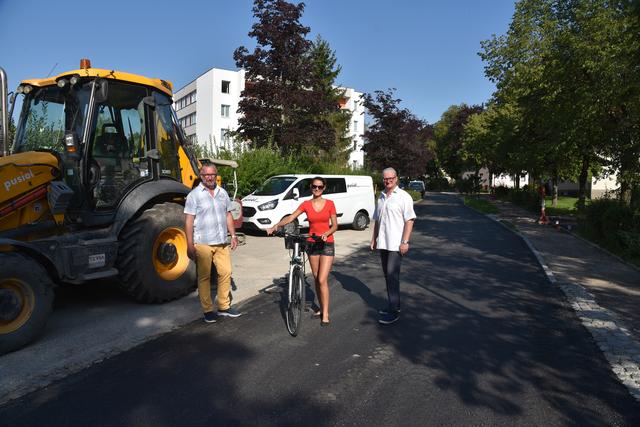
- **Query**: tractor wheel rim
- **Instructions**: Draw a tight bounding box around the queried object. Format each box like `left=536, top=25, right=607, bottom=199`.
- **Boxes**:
left=0, top=279, right=35, bottom=334
left=152, top=227, right=189, bottom=281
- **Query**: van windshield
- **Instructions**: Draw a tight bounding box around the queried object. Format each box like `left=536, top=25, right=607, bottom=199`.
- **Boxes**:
left=253, top=176, right=297, bottom=196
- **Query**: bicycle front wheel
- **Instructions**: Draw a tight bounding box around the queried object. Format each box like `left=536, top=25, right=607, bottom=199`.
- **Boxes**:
left=286, top=267, right=305, bottom=336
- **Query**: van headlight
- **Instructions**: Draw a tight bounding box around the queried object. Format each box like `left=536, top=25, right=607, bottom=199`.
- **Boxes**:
left=258, top=199, right=278, bottom=211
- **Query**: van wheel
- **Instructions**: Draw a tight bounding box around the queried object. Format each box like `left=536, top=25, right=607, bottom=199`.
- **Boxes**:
left=352, top=211, right=369, bottom=230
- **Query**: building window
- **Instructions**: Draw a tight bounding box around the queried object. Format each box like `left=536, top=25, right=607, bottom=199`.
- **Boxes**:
left=353, top=100, right=358, bottom=111
left=221, top=80, right=230, bottom=93
left=221, top=104, right=230, bottom=118
left=353, top=140, right=357, bottom=151
left=353, top=120, right=358, bottom=133
left=221, top=129, right=231, bottom=144
left=179, top=112, right=196, bottom=128
left=175, top=90, right=196, bottom=111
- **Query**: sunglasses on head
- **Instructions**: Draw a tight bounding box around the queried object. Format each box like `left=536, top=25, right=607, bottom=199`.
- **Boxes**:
left=311, top=185, right=324, bottom=190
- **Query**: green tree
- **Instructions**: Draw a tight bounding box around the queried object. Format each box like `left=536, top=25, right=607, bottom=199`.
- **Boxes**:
left=479, top=0, right=640, bottom=207
left=433, top=104, right=484, bottom=180
left=308, top=35, right=352, bottom=163
left=233, top=0, right=346, bottom=158
left=362, top=89, right=433, bottom=178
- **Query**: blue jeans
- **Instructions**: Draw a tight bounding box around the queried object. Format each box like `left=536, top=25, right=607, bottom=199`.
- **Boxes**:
left=379, top=250, right=402, bottom=312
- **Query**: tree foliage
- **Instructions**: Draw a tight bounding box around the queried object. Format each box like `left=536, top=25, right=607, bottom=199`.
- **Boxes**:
left=362, top=89, right=433, bottom=178
left=233, top=0, right=350, bottom=159
left=433, top=104, right=484, bottom=179
left=307, top=35, right=352, bottom=163
left=478, top=0, right=640, bottom=206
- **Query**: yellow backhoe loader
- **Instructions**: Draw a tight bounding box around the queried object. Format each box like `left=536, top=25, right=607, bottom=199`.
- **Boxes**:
left=0, top=60, right=202, bottom=354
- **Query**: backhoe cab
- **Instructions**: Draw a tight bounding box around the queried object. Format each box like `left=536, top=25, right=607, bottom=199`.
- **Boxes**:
left=0, top=60, right=201, bottom=355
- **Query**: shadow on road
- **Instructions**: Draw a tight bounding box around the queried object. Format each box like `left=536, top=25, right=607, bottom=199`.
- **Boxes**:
left=328, top=193, right=637, bottom=424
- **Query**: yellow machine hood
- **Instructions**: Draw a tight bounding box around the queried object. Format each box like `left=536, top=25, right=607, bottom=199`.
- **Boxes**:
left=0, top=151, right=59, bottom=205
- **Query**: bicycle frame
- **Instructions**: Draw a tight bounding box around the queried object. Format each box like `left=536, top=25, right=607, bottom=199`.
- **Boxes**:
left=287, top=239, right=306, bottom=303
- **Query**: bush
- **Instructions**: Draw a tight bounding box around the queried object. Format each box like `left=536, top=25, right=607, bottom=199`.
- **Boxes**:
left=508, top=188, right=539, bottom=210
left=195, top=145, right=379, bottom=197
left=405, top=189, right=422, bottom=201
left=493, top=185, right=511, bottom=199
left=426, top=177, right=451, bottom=191
left=456, top=175, right=482, bottom=194
left=581, top=198, right=640, bottom=262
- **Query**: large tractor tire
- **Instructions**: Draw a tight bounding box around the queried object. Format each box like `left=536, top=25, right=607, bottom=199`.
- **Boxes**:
left=0, top=253, right=55, bottom=355
left=117, top=202, right=196, bottom=303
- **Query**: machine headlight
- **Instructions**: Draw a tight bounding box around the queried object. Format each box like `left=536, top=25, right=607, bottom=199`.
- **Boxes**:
left=258, top=199, right=278, bottom=211
left=17, top=85, right=33, bottom=94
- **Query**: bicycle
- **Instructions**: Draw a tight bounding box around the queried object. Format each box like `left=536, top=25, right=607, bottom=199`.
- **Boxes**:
left=273, top=229, right=320, bottom=336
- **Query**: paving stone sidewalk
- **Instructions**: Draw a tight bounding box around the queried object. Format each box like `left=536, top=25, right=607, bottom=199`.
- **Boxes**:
left=486, top=198, right=640, bottom=400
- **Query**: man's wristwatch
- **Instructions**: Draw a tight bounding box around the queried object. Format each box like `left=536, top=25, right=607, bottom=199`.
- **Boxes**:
left=401, top=240, right=409, bottom=244
left=231, top=235, right=237, bottom=239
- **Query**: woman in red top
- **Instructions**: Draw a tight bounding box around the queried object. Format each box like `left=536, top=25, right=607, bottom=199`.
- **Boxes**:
left=267, top=177, right=338, bottom=326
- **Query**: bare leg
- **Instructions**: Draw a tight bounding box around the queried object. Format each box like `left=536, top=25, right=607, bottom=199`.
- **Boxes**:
left=308, top=255, right=321, bottom=315
left=316, top=255, right=334, bottom=322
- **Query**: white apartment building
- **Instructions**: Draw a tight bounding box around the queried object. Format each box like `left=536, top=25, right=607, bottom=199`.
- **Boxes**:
left=173, top=67, right=366, bottom=167
left=174, top=68, right=246, bottom=152
left=340, top=87, right=365, bottom=168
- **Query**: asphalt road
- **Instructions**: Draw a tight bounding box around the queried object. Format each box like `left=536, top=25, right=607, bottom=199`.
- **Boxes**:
left=1, top=193, right=638, bottom=426
left=0, top=223, right=371, bottom=403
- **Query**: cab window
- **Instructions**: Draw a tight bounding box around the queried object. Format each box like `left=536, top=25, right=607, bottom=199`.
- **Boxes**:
left=153, top=92, right=181, bottom=181
left=89, top=82, right=148, bottom=208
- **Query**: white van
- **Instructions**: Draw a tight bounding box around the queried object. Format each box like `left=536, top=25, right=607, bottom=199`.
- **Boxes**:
left=242, top=174, right=375, bottom=232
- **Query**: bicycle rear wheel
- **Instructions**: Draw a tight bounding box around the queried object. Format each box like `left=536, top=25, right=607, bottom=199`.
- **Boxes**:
left=286, top=267, right=305, bottom=336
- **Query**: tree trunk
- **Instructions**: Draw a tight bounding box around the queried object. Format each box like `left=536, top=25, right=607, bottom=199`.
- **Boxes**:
left=617, top=138, right=639, bottom=206
left=552, top=172, right=558, bottom=208
left=632, top=183, right=639, bottom=207
left=577, top=156, right=589, bottom=209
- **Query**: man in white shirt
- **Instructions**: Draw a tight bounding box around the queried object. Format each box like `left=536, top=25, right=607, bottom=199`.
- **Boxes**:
left=184, top=163, right=241, bottom=323
left=370, top=167, right=416, bottom=324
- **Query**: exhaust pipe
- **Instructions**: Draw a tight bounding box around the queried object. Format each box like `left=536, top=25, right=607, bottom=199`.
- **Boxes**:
left=0, top=67, right=8, bottom=156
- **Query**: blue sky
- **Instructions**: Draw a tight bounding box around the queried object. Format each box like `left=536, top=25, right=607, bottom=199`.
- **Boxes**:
left=0, top=0, right=515, bottom=124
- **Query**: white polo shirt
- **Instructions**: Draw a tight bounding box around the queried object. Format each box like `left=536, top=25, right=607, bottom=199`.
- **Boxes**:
left=373, top=187, right=416, bottom=251
left=184, top=183, right=233, bottom=245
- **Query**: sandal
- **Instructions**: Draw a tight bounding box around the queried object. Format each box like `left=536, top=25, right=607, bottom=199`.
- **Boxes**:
left=312, top=310, right=321, bottom=318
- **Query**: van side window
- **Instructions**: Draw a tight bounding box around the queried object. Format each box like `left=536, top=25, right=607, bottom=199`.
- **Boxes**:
left=325, top=178, right=347, bottom=195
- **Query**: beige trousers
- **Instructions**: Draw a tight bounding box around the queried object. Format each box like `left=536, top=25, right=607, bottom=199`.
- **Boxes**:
left=195, top=244, right=232, bottom=313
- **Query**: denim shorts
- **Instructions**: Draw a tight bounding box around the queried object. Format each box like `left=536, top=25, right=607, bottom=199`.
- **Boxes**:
left=306, top=241, right=335, bottom=256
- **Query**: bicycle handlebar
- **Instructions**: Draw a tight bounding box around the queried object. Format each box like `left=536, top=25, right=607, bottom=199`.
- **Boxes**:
left=273, top=229, right=321, bottom=242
